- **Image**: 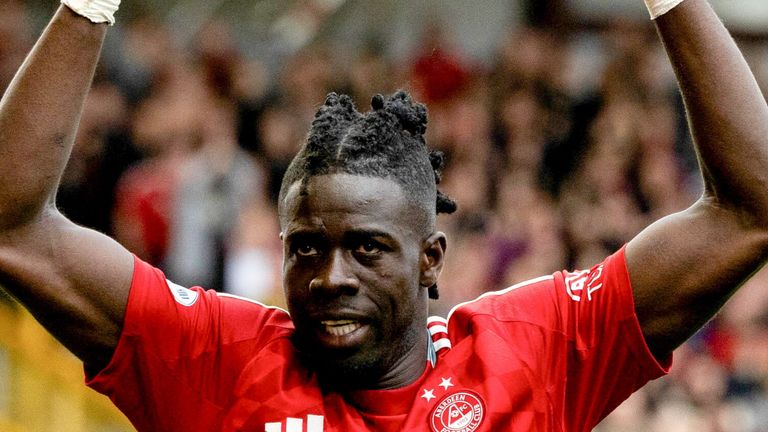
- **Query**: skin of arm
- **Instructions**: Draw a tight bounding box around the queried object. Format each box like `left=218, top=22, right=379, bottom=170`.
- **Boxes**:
left=626, top=0, right=768, bottom=358
left=0, top=6, right=133, bottom=372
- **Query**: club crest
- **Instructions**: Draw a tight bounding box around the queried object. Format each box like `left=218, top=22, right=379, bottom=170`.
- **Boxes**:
left=429, top=390, right=485, bottom=432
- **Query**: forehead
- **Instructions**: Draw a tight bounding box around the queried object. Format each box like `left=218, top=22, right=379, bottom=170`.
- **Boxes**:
left=281, top=174, right=418, bottom=236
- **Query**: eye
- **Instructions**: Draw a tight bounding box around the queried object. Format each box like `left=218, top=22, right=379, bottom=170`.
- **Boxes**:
left=355, top=241, right=381, bottom=255
left=296, top=243, right=320, bottom=257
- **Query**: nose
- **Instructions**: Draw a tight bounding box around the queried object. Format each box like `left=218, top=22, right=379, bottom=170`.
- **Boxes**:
left=309, top=249, right=360, bottom=297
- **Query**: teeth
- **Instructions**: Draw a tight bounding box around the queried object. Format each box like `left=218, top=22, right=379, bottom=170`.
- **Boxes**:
left=321, top=320, right=362, bottom=336
left=321, top=319, right=357, bottom=326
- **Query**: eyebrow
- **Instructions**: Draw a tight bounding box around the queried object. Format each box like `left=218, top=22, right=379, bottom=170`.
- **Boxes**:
left=283, top=229, right=324, bottom=242
left=284, top=228, right=395, bottom=243
left=344, top=229, right=395, bottom=240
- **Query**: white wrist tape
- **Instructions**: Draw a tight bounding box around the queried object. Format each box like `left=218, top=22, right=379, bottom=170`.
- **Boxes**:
left=61, top=0, right=120, bottom=25
left=644, top=0, right=686, bottom=19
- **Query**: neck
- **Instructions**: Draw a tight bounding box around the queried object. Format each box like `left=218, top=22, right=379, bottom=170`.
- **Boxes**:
left=314, top=325, right=430, bottom=392
left=368, top=328, right=430, bottom=390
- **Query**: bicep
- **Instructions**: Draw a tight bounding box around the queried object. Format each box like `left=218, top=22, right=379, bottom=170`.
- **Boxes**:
left=626, top=199, right=768, bottom=357
left=0, top=209, right=133, bottom=370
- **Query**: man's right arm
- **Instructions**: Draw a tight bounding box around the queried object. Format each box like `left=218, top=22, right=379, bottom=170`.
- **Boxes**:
left=0, top=5, right=133, bottom=372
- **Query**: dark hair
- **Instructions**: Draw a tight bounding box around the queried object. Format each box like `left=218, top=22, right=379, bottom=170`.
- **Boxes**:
left=278, top=90, right=456, bottom=299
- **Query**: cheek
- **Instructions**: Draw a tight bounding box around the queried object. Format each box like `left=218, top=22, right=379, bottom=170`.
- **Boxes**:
left=282, top=262, right=310, bottom=303
left=281, top=253, right=292, bottom=284
left=395, top=255, right=427, bottom=318
left=381, top=268, right=421, bottom=316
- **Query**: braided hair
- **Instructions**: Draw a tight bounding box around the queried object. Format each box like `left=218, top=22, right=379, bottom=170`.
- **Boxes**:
left=278, top=90, right=456, bottom=299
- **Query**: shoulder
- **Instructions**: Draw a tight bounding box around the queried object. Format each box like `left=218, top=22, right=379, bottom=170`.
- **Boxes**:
left=444, top=247, right=631, bottom=337
left=447, top=274, right=558, bottom=324
left=214, top=291, right=294, bottom=338
left=126, top=256, right=294, bottom=345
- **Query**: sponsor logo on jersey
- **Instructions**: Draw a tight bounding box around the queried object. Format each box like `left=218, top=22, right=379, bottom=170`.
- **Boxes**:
left=166, top=279, right=200, bottom=307
left=430, top=390, right=485, bottom=432
left=264, top=414, right=324, bottom=432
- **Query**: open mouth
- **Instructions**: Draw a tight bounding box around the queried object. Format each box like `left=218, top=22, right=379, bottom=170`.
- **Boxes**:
left=321, top=319, right=362, bottom=337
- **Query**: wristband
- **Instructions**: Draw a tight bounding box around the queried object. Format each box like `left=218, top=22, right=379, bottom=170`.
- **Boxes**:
left=644, top=0, right=686, bottom=19
left=61, top=0, right=120, bottom=25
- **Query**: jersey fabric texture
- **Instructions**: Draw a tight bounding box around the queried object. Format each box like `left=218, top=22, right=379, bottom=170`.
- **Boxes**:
left=86, top=247, right=670, bottom=431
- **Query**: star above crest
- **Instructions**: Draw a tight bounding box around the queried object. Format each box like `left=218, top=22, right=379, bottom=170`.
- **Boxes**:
left=439, top=377, right=454, bottom=390
left=421, top=388, right=436, bottom=402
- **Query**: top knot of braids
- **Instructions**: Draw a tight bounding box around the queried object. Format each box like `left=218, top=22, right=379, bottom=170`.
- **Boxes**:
left=362, top=92, right=454, bottom=216
left=306, top=93, right=359, bottom=146
left=370, top=91, right=428, bottom=136
left=301, top=93, right=362, bottom=176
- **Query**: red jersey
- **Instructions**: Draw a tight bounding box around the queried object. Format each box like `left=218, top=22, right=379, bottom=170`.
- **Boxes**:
left=87, top=247, right=669, bottom=431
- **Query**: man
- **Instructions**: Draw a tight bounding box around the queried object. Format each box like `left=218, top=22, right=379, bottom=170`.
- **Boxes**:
left=1, top=0, right=766, bottom=431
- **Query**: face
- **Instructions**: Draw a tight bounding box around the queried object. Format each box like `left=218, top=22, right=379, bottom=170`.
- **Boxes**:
left=280, top=174, right=444, bottom=389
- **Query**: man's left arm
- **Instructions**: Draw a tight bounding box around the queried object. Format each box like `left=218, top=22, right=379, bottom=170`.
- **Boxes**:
left=626, top=0, right=768, bottom=359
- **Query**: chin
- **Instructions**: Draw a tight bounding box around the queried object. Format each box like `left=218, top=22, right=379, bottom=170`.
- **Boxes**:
left=291, top=333, right=385, bottom=390
left=316, top=355, right=383, bottom=391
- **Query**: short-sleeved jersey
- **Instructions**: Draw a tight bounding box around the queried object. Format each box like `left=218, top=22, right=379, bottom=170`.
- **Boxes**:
left=87, top=247, right=669, bottom=431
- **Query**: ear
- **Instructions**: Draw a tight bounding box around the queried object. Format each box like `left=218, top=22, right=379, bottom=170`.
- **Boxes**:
left=420, top=232, right=447, bottom=288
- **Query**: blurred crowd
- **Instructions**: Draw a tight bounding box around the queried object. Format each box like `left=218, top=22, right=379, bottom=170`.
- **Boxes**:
left=4, top=1, right=768, bottom=431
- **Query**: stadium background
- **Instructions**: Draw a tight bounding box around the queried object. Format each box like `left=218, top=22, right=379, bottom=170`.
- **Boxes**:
left=2, top=0, right=768, bottom=430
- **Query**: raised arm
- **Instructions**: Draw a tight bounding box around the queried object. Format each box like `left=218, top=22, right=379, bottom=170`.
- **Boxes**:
left=0, top=5, right=133, bottom=371
left=627, top=0, right=768, bottom=357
